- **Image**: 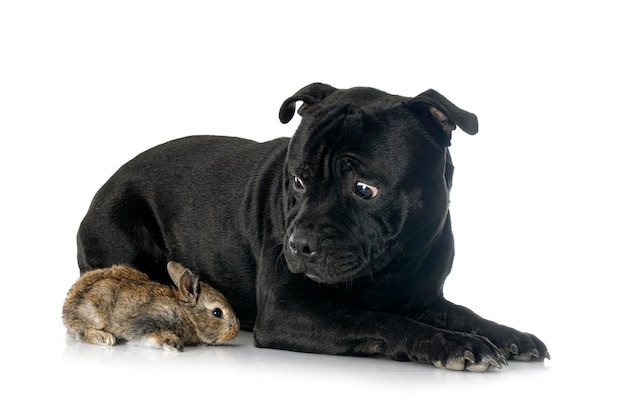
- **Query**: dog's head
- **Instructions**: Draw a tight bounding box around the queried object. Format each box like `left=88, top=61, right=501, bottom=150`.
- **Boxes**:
left=279, top=83, right=478, bottom=284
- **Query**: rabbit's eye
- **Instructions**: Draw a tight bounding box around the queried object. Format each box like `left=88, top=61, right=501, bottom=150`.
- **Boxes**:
left=212, top=308, right=223, bottom=318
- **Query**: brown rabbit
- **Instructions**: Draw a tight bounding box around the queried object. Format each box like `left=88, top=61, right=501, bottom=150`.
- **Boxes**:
left=62, top=261, right=239, bottom=351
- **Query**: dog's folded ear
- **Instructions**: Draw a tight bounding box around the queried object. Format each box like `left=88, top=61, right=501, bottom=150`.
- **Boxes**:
left=407, top=89, right=479, bottom=146
left=279, top=83, right=338, bottom=123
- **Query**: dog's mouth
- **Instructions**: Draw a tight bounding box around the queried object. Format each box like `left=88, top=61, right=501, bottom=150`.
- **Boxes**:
left=283, top=239, right=368, bottom=284
left=289, top=260, right=365, bottom=284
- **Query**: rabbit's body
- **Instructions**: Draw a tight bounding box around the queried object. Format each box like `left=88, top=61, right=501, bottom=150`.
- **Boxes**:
left=63, top=263, right=239, bottom=351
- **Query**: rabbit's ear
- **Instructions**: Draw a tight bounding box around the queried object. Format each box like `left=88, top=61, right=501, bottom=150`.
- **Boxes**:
left=167, top=261, right=186, bottom=282
left=177, top=269, right=200, bottom=303
left=167, top=262, right=199, bottom=303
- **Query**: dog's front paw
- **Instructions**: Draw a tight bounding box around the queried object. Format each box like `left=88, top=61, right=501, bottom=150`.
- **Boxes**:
left=427, top=332, right=508, bottom=372
left=483, top=326, right=550, bottom=362
left=502, top=332, right=549, bottom=362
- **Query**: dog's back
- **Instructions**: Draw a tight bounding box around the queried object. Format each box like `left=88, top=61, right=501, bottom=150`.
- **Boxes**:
left=77, top=135, right=288, bottom=329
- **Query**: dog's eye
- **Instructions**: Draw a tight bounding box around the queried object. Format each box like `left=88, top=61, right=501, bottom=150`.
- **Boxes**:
left=212, top=308, right=223, bottom=318
left=293, top=176, right=305, bottom=191
left=354, top=182, right=379, bottom=200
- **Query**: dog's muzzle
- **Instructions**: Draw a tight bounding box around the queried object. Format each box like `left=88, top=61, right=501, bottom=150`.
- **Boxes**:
left=284, top=229, right=366, bottom=284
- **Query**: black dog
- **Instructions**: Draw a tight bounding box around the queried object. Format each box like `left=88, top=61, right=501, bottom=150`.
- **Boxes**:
left=77, top=83, right=548, bottom=371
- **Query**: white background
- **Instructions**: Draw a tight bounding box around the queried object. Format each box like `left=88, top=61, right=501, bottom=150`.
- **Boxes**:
left=1, top=1, right=624, bottom=418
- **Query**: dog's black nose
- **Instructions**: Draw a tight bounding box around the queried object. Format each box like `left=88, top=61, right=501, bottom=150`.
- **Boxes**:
left=288, top=230, right=319, bottom=257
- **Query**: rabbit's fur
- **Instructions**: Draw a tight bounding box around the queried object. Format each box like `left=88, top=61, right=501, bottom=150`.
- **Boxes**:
left=63, top=262, right=239, bottom=351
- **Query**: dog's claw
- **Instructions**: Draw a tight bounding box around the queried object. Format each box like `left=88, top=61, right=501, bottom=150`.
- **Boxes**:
left=510, top=343, right=519, bottom=355
left=490, top=352, right=508, bottom=369
left=434, top=345, right=509, bottom=371
left=500, top=353, right=509, bottom=366
left=513, top=348, right=541, bottom=361
left=463, top=349, right=476, bottom=364
left=433, top=350, right=488, bottom=371
left=464, top=353, right=505, bottom=372
left=485, top=355, right=502, bottom=369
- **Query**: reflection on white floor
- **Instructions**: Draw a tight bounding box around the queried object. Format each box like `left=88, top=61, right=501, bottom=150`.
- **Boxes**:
left=13, top=322, right=598, bottom=420
left=4, top=282, right=618, bottom=420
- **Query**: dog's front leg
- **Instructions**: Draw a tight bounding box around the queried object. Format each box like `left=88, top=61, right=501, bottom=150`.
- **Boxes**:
left=417, top=298, right=550, bottom=361
left=252, top=259, right=506, bottom=371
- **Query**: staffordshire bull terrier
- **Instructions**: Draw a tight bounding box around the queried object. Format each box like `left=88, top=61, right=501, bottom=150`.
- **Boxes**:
left=77, top=83, right=549, bottom=371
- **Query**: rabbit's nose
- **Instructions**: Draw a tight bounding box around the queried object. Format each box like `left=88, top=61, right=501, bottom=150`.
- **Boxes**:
left=225, top=320, right=240, bottom=340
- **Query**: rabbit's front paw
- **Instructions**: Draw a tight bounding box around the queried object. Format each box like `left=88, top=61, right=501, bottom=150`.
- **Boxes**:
left=145, top=332, right=184, bottom=352
left=162, top=337, right=184, bottom=352
left=85, top=328, right=116, bottom=346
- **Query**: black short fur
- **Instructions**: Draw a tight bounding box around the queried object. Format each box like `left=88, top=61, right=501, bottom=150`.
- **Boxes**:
left=77, top=83, right=548, bottom=370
